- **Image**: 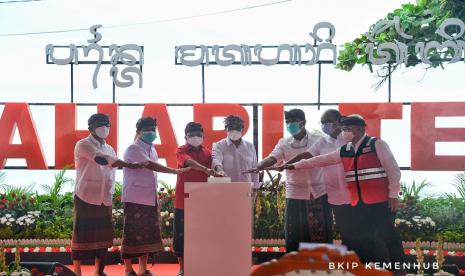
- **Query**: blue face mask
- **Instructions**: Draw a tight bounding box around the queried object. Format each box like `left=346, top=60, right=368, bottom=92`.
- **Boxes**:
left=321, top=123, right=335, bottom=135
left=286, top=122, right=302, bottom=135
left=141, top=131, right=157, bottom=143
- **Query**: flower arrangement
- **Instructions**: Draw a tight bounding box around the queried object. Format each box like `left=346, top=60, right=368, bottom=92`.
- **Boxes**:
left=0, top=243, right=31, bottom=276
left=1, top=170, right=465, bottom=245
left=157, top=181, right=175, bottom=238
left=416, top=238, right=425, bottom=275
left=395, top=215, right=436, bottom=241
left=436, top=237, right=445, bottom=272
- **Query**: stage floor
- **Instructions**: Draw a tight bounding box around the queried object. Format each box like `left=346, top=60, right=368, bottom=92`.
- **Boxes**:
left=67, top=264, right=258, bottom=275
left=67, top=264, right=180, bottom=276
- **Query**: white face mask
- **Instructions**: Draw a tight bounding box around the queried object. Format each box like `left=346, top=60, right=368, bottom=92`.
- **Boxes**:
left=342, top=131, right=354, bottom=142
left=227, top=130, right=242, bottom=141
left=187, top=136, right=203, bottom=147
left=95, top=126, right=110, bottom=139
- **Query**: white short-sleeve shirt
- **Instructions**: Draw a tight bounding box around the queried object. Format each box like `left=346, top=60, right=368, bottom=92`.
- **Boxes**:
left=269, top=130, right=325, bottom=200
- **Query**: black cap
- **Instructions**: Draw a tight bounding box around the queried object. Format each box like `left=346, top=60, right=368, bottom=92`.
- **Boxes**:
left=341, top=115, right=366, bottom=127
left=285, top=109, right=305, bottom=121
left=185, top=122, right=204, bottom=135
left=88, top=113, right=110, bottom=126
left=224, top=115, right=244, bottom=129
left=136, top=117, right=157, bottom=131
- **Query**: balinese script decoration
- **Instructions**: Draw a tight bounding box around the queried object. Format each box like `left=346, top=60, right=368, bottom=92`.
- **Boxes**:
left=366, top=17, right=465, bottom=65
left=46, top=25, right=144, bottom=89
left=176, top=18, right=465, bottom=67
left=175, top=22, right=337, bottom=66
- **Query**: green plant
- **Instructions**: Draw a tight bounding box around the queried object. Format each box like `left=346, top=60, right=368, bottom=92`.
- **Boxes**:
left=27, top=167, right=75, bottom=239
left=0, top=183, right=39, bottom=238
left=0, top=183, right=35, bottom=198
left=395, top=215, right=436, bottom=241
left=336, top=0, right=465, bottom=89
left=0, top=172, right=6, bottom=185
left=253, top=171, right=286, bottom=239
left=13, top=243, right=20, bottom=272
left=451, top=172, right=465, bottom=198
left=2, top=174, right=465, bottom=243
left=0, top=243, right=6, bottom=273
left=40, top=165, right=72, bottom=201
left=158, top=181, right=175, bottom=239
left=0, top=227, right=14, bottom=240
left=419, top=195, right=465, bottom=242
left=396, top=180, right=439, bottom=241
left=112, top=182, right=123, bottom=210
left=400, top=179, right=431, bottom=201
left=437, top=230, right=465, bottom=242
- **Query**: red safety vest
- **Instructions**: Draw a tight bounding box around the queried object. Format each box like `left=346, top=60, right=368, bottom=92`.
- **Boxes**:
left=340, top=136, right=389, bottom=206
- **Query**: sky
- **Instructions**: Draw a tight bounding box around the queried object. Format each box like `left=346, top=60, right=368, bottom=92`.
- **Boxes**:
left=1, top=0, right=465, bottom=196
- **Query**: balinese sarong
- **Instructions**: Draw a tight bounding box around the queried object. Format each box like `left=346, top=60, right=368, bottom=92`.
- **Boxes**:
left=307, top=194, right=333, bottom=243
left=71, top=196, right=113, bottom=260
left=285, top=198, right=311, bottom=252
left=121, top=202, right=163, bottom=259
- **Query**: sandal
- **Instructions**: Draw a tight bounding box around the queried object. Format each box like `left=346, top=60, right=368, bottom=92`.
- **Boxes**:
left=140, top=270, right=155, bottom=276
left=177, top=271, right=184, bottom=276
left=126, top=271, right=137, bottom=276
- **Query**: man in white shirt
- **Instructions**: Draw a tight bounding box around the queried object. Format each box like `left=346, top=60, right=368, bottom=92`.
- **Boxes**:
left=72, top=113, right=143, bottom=276
left=212, top=115, right=259, bottom=189
left=245, top=109, right=327, bottom=252
left=283, top=109, right=353, bottom=249
left=281, top=115, right=404, bottom=268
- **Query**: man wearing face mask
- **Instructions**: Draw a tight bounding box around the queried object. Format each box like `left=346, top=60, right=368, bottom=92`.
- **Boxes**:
left=174, top=122, right=219, bottom=276
left=72, top=113, right=144, bottom=276
left=245, top=109, right=325, bottom=253
left=280, top=115, right=404, bottom=268
left=121, top=117, right=190, bottom=276
left=212, top=115, right=259, bottom=190
left=283, top=109, right=353, bottom=249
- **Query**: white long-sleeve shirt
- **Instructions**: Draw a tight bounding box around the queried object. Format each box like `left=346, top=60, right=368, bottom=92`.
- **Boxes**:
left=74, top=135, right=118, bottom=206
left=308, top=133, right=350, bottom=205
left=212, top=138, right=259, bottom=188
left=294, top=134, right=401, bottom=198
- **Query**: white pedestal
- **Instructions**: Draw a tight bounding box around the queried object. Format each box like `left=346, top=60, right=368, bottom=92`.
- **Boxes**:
left=184, top=182, right=252, bottom=276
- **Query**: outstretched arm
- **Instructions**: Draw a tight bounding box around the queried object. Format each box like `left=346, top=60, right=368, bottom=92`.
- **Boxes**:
left=185, top=159, right=219, bottom=176
left=243, top=156, right=278, bottom=173
left=276, top=149, right=341, bottom=171
left=285, top=152, right=313, bottom=165
left=144, top=161, right=190, bottom=174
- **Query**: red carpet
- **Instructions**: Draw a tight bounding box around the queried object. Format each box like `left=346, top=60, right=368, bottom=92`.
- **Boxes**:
left=67, top=264, right=258, bottom=275
left=67, top=264, right=180, bottom=276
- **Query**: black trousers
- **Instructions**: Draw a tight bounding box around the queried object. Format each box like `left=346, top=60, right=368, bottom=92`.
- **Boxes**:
left=173, top=208, right=184, bottom=257
left=331, top=204, right=356, bottom=250
left=350, top=201, right=405, bottom=265
left=285, top=195, right=333, bottom=253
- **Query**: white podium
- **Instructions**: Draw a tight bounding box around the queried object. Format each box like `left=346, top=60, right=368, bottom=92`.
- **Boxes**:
left=184, top=182, right=252, bottom=276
